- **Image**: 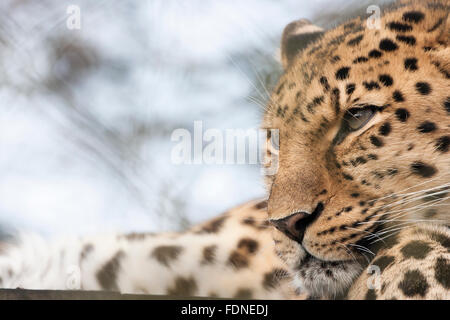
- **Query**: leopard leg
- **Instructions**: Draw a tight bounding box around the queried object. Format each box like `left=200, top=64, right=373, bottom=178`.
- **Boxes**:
left=348, top=223, right=449, bottom=300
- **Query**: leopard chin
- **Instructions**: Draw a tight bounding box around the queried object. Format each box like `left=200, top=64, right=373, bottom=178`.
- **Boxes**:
left=291, top=249, right=366, bottom=299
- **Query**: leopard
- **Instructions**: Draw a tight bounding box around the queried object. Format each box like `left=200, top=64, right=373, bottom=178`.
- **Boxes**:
left=264, top=0, right=450, bottom=299
left=0, top=0, right=449, bottom=300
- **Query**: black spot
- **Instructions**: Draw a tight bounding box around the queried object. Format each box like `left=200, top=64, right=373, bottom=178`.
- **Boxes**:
left=396, top=35, right=416, bottom=46
left=401, top=240, right=432, bottom=260
left=353, top=156, right=367, bottom=166
left=242, top=216, right=255, bottom=226
left=96, top=251, right=124, bottom=291
left=343, top=21, right=356, bottom=30
left=120, top=232, right=155, bottom=241
left=167, top=276, right=198, bottom=297
left=336, top=67, right=350, bottom=80
left=364, top=289, right=377, bottom=300
left=381, top=283, right=387, bottom=294
left=367, top=154, right=378, bottom=160
left=378, top=74, right=393, bottom=87
left=263, top=269, right=289, bottom=290
left=398, top=270, right=429, bottom=297
left=387, top=21, right=413, bottom=32
left=353, top=56, right=368, bottom=64
left=410, top=161, right=437, bottom=178
left=347, top=34, right=363, bottom=46
left=379, top=38, right=398, bottom=51
left=350, top=193, right=360, bottom=198
left=228, top=251, right=249, bottom=269
left=393, top=91, right=405, bottom=102
left=395, top=108, right=409, bottom=122
left=343, top=173, right=354, bottom=181
left=445, top=97, right=450, bottom=113
left=429, top=232, right=450, bottom=250
left=372, top=255, right=395, bottom=273
left=417, top=121, right=436, bottom=133
left=237, top=238, right=259, bottom=254
left=234, top=288, right=253, bottom=299
left=435, top=136, right=450, bottom=153
left=254, top=200, right=268, bottom=210
left=331, top=88, right=340, bottom=114
left=346, top=83, right=356, bottom=95
left=306, top=95, right=325, bottom=114
left=372, top=170, right=385, bottom=179
left=242, top=216, right=270, bottom=231
left=201, top=245, right=217, bottom=265
left=363, top=81, right=380, bottom=90
left=404, top=58, right=418, bottom=71
left=435, top=257, right=450, bottom=289
left=293, top=107, right=309, bottom=122
left=370, top=136, right=384, bottom=147
left=197, top=216, right=227, bottom=234
left=275, top=82, right=285, bottom=95
left=319, top=76, right=330, bottom=91
left=403, top=11, right=425, bottom=24
left=152, top=245, right=183, bottom=267
left=331, top=55, right=341, bottom=63
left=379, top=122, right=391, bottom=136
left=80, top=243, right=94, bottom=261
left=387, top=168, right=398, bottom=176
left=368, top=49, right=383, bottom=58
left=415, top=82, right=432, bottom=95
left=277, top=105, right=288, bottom=118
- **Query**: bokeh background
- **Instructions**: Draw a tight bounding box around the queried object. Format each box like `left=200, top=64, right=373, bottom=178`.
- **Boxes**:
left=0, top=0, right=391, bottom=237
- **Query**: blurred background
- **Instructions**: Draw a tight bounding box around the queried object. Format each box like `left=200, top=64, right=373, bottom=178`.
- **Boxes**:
left=0, top=0, right=391, bottom=237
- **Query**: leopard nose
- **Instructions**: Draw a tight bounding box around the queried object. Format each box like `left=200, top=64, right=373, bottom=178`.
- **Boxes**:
left=269, top=202, right=324, bottom=243
left=270, top=211, right=310, bottom=243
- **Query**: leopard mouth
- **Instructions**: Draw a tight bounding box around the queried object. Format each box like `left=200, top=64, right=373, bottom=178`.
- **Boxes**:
left=301, top=249, right=361, bottom=267
left=294, top=247, right=366, bottom=299
left=300, top=223, right=382, bottom=264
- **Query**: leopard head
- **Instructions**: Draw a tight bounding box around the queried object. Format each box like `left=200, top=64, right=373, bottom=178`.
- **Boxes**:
left=263, top=0, right=449, bottom=298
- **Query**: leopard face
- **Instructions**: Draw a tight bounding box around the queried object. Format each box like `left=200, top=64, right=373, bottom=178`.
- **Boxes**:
left=263, top=0, right=449, bottom=298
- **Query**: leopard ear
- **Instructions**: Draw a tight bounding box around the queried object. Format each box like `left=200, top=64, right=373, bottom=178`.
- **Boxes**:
left=281, top=19, right=324, bottom=69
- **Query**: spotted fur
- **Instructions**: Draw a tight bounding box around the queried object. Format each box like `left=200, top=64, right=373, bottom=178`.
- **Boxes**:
left=0, top=201, right=298, bottom=299
left=265, top=0, right=449, bottom=299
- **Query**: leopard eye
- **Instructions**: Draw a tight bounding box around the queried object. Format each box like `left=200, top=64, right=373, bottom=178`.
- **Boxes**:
left=344, top=106, right=376, bottom=131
